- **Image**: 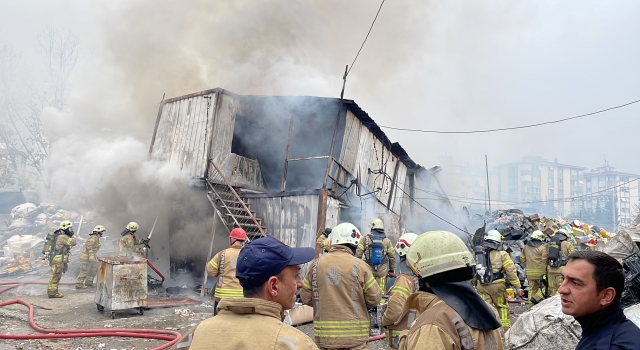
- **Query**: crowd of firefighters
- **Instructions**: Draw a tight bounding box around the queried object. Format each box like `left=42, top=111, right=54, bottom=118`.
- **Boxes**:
left=41, top=215, right=576, bottom=349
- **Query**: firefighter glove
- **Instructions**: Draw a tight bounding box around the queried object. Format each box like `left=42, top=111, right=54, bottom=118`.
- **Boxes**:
left=89, top=254, right=95, bottom=261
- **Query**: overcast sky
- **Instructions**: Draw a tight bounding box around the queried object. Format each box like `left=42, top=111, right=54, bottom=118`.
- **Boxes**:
left=2, top=0, right=639, bottom=176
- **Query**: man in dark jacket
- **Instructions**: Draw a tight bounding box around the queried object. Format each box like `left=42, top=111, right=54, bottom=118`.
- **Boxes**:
left=559, top=250, right=640, bottom=350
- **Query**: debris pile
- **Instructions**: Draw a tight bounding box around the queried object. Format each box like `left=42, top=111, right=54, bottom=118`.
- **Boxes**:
left=0, top=202, right=101, bottom=277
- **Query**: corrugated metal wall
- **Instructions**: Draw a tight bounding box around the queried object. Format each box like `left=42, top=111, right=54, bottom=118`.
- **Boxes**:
left=208, top=93, right=239, bottom=180
left=338, top=110, right=409, bottom=214
left=150, top=92, right=217, bottom=179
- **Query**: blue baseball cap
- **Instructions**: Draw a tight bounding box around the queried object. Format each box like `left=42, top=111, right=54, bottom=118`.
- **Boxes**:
left=236, top=236, right=315, bottom=290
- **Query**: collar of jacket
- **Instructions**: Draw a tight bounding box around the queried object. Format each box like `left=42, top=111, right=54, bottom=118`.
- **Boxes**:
left=575, top=304, right=624, bottom=336
left=527, top=240, right=544, bottom=248
left=429, top=280, right=503, bottom=330
left=329, top=244, right=355, bottom=255
left=217, top=297, right=285, bottom=321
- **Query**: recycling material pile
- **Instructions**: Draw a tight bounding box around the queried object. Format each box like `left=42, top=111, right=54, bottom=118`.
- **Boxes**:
left=0, top=202, right=101, bottom=277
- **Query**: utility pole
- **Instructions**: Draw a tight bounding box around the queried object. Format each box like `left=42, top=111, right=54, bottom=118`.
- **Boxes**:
left=485, top=155, right=492, bottom=213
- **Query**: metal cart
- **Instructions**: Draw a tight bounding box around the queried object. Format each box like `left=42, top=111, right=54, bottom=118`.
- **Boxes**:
left=95, top=256, right=148, bottom=319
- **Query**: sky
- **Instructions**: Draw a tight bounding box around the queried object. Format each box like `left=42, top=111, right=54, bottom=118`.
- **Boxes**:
left=1, top=0, right=639, bottom=180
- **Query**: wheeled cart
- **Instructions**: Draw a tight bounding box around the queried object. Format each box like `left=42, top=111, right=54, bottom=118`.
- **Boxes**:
left=95, top=256, right=148, bottom=319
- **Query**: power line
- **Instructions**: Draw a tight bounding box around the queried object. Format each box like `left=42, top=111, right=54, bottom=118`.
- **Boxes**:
left=347, top=0, right=385, bottom=76
left=379, top=98, right=640, bottom=134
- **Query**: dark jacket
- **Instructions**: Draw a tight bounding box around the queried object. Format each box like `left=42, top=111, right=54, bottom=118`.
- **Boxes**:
left=575, top=304, right=640, bottom=350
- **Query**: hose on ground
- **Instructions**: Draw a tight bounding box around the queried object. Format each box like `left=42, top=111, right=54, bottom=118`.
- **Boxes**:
left=369, top=333, right=386, bottom=341
left=0, top=281, right=181, bottom=349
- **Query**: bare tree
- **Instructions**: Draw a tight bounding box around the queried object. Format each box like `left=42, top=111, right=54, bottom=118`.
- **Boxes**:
left=0, top=29, right=79, bottom=189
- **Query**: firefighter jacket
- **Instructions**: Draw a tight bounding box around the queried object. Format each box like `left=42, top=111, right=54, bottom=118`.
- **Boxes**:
left=205, top=246, right=243, bottom=300
left=80, top=235, right=101, bottom=260
left=487, top=250, right=521, bottom=291
left=117, top=234, right=145, bottom=257
left=51, top=234, right=76, bottom=264
left=170, top=298, right=319, bottom=350
left=301, top=244, right=381, bottom=349
left=356, top=232, right=396, bottom=277
left=397, top=292, right=505, bottom=350
left=548, top=241, right=575, bottom=274
left=382, top=273, right=419, bottom=347
left=520, top=242, right=548, bottom=279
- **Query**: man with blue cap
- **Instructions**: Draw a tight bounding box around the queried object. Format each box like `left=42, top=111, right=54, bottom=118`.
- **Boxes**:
left=170, top=236, right=319, bottom=350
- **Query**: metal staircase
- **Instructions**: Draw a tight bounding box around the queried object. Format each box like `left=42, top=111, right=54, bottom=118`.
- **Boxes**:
left=206, top=161, right=267, bottom=241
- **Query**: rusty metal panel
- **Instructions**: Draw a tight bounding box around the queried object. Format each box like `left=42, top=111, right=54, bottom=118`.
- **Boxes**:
left=247, top=194, right=319, bottom=249
left=338, top=110, right=363, bottom=174
left=228, top=154, right=265, bottom=189
left=150, top=92, right=216, bottom=179
left=95, top=256, right=148, bottom=311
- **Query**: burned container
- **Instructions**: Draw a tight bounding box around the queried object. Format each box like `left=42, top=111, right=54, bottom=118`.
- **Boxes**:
left=95, top=256, right=148, bottom=319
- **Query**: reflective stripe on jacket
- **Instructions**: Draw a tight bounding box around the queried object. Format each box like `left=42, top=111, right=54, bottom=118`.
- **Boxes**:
left=80, top=235, right=100, bottom=260
left=488, top=250, right=521, bottom=289
left=520, top=243, right=548, bottom=278
left=383, top=273, right=419, bottom=347
left=300, top=244, right=381, bottom=349
left=206, top=246, right=243, bottom=300
left=52, top=234, right=76, bottom=263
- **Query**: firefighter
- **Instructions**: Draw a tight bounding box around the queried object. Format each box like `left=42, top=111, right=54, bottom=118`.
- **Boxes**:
left=520, top=230, right=548, bottom=304
left=356, top=218, right=396, bottom=295
left=47, top=220, right=77, bottom=298
left=301, top=222, right=381, bottom=350
left=474, top=230, right=523, bottom=329
left=117, top=222, right=148, bottom=257
left=382, top=232, right=420, bottom=348
left=396, top=231, right=504, bottom=349
left=206, top=227, right=246, bottom=315
left=316, top=227, right=332, bottom=254
left=547, top=229, right=575, bottom=296
left=75, top=225, right=105, bottom=289
left=171, top=236, right=318, bottom=350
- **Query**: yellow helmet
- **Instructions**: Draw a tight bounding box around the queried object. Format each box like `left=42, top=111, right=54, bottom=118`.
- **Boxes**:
left=406, top=231, right=473, bottom=279
left=395, top=232, right=419, bottom=257
left=58, top=220, right=73, bottom=230
left=127, top=222, right=139, bottom=231
left=531, top=230, right=545, bottom=240
left=331, top=222, right=362, bottom=247
left=369, top=218, right=384, bottom=230
left=93, top=225, right=106, bottom=234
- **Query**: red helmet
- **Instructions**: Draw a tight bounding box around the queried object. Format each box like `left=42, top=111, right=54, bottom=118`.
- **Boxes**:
left=229, top=228, right=247, bottom=241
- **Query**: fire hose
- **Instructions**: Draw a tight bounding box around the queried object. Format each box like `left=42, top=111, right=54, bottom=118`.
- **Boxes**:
left=0, top=281, right=180, bottom=349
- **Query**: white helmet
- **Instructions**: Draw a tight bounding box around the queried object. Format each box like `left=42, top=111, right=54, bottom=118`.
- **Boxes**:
left=395, top=232, right=419, bottom=257
left=531, top=230, right=545, bottom=241
left=484, top=229, right=502, bottom=243
left=331, top=223, right=362, bottom=247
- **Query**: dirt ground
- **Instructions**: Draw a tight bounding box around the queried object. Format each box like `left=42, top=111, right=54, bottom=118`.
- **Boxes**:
left=0, top=273, right=530, bottom=350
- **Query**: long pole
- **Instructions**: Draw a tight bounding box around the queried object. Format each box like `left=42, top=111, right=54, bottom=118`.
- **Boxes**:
left=485, top=155, right=492, bottom=213
left=323, top=65, right=348, bottom=189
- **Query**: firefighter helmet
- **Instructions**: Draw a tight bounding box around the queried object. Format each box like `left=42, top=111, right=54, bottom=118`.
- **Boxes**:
left=331, top=222, right=362, bottom=247
left=484, top=229, right=502, bottom=242
left=126, top=222, right=139, bottom=232
left=229, top=227, right=247, bottom=241
left=406, top=231, right=473, bottom=279
left=59, top=220, right=73, bottom=231
left=531, top=230, right=545, bottom=240
left=369, top=218, right=384, bottom=230
left=92, top=225, right=106, bottom=234
left=395, top=232, right=419, bottom=257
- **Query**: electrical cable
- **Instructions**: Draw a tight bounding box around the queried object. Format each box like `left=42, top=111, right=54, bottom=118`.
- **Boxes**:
left=379, top=98, right=640, bottom=134
left=347, top=0, right=386, bottom=76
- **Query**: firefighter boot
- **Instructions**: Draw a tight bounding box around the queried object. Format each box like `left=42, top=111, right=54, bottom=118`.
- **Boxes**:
left=48, top=293, right=64, bottom=298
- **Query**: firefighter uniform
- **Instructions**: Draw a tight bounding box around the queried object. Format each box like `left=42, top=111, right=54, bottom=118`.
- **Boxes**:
left=48, top=234, right=76, bottom=297
left=316, top=234, right=331, bottom=254
left=356, top=234, right=396, bottom=293
left=382, top=273, right=419, bottom=348
left=520, top=242, right=548, bottom=304
left=76, top=234, right=101, bottom=288
left=301, top=244, right=381, bottom=350
left=206, top=246, right=243, bottom=301
left=475, top=249, right=521, bottom=329
left=397, top=292, right=505, bottom=350
left=117, top=233, right=145, bottom=257
left=547, top=240, right=575, bottom=296
left=170, top=298, right=319, bottom=350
